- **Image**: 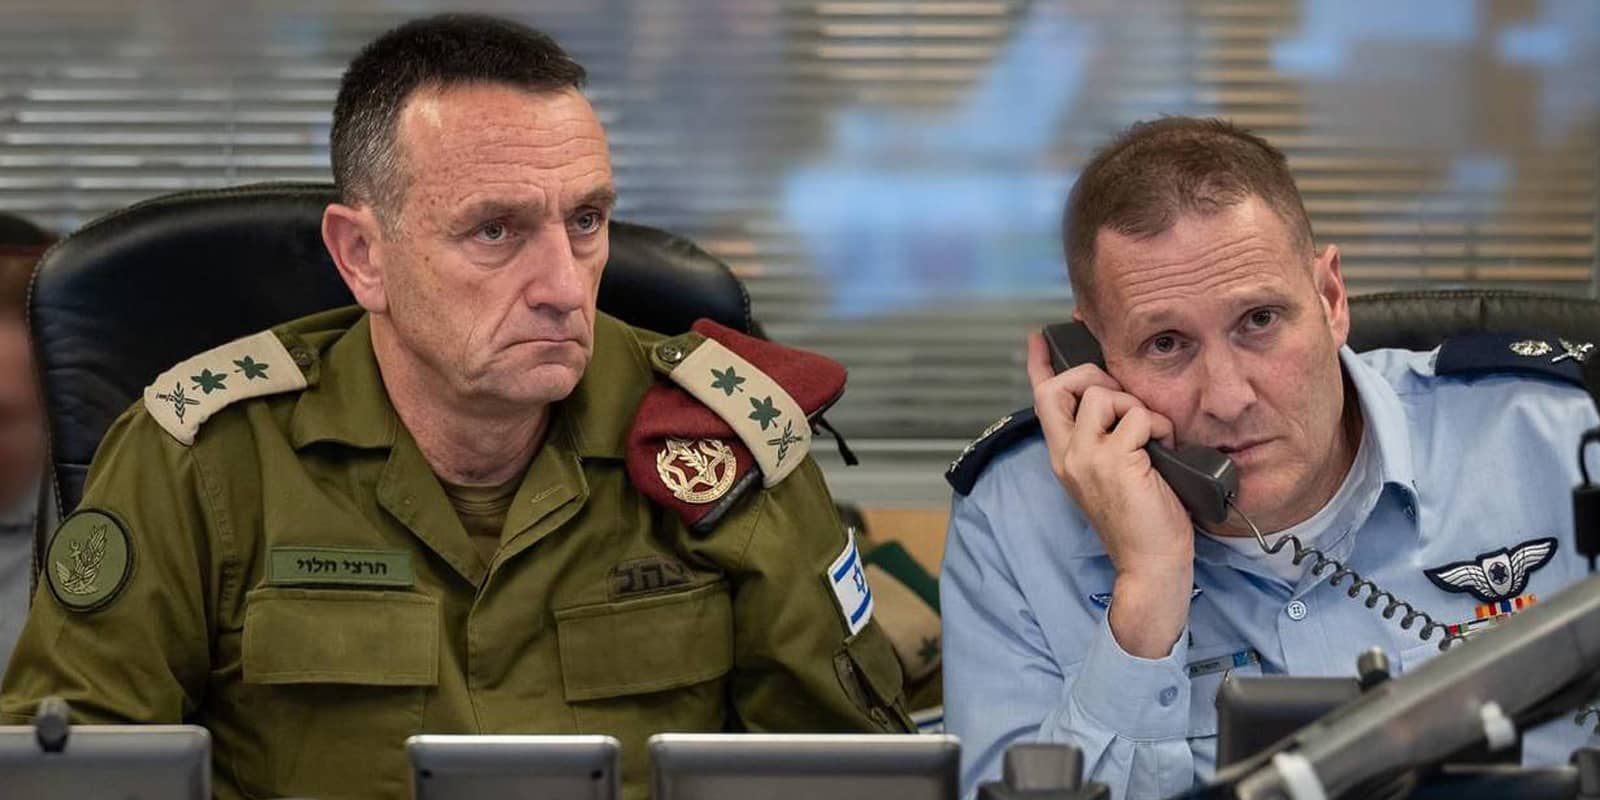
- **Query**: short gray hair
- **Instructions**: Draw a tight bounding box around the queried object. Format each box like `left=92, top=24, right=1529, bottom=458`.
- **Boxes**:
left=330, top=14, right=588, bottom=227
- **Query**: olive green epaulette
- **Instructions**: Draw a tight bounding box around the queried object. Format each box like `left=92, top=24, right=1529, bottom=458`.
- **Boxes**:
left=142, top=330, right=308, bottom=446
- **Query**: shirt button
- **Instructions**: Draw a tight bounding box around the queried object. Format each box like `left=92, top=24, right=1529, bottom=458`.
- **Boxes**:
left=657, top=342, right=686, bottom=364
left=1158, top=686, right=1178, bottom=707
left=1286, top=600, right=1309, bottom=621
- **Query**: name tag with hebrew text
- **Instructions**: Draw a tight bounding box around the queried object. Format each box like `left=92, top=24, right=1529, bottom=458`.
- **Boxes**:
left=268, top=547, right=415, bottom=588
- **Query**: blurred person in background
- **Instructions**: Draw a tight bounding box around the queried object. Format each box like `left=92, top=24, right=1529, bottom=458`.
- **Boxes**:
left=0, top=213, right=54, bottom=671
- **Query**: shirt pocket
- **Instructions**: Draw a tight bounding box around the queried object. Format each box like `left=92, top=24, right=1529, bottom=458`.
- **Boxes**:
left=834, top=623, right=911, bottom=731
left=555, top=580, right=734, bottom=701
left=229, top=587, right=438, bottom=799
left=555, top=581, right=734, bottom=793
left=1187, top=645, right=1264, bottom=739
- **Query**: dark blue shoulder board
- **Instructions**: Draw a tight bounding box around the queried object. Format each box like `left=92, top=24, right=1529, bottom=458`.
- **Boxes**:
left=1434, top=331, right=1590, bottom=389
left=945, top=408, right=1041, bottom=496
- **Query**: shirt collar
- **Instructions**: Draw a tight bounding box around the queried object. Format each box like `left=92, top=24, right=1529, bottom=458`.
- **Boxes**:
left=1339, top=345, right=1420, bottom=504
left=289, top=310, right=650, bottom=460
left=1193, top=346, right=1419, bottom=574
left=560, top=312, right=654, bottom=461
left=289, top=312, right=398, bottom=450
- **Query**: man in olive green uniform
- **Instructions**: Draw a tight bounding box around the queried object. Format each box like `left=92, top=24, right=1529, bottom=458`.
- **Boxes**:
left=0, top=15, right=911, bottom=800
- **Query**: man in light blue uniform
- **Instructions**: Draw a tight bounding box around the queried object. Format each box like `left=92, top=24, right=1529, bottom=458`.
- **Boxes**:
left=941, top=117, right=1600, bottom=800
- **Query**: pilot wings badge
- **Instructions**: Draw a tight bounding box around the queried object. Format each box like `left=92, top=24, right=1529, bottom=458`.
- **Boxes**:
left=1424, top=537, right=1558, bottom=603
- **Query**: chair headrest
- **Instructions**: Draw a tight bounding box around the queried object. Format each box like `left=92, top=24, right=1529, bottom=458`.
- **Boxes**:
left=31, top=181, right=752, bottom=514
left=1348, top=290, right=1600, bottom=353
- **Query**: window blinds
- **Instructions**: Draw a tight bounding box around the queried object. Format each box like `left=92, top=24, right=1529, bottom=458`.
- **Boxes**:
left=2, top=0, right=1594, bottom=504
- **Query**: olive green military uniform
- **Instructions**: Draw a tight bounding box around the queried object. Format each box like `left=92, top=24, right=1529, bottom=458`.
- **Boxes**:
left=1, top=306, right=912, bottom=800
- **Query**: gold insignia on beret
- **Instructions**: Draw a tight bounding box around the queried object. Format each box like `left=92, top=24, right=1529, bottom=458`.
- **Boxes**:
left=1509, top=340, right=1553, bottom=358
left=656, top=438, right=737, bottom=504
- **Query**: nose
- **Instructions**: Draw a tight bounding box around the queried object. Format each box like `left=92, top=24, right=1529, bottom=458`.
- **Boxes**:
left=1196, top=342, right=1257, bottom=424
left=521, top=224, right=592, bottom=316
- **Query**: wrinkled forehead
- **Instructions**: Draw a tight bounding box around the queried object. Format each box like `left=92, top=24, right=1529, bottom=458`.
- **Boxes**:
left=393, top=84, right=612, bottom=212
left=1086, top=199, right=1311, bottom=316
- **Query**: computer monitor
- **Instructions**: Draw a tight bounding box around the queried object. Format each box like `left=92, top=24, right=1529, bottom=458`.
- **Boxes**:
left=1216, top=674, right=1360, bottom=767
left=0, top=724, right=210, bottom=799
left=649, top=733, right=960, bottom=800
left=1215, top=675, right=1516, bottom=768
left=407, top=734, right=620, bottom=800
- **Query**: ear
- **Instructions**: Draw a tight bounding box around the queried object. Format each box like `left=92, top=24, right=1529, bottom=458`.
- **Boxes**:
left=1071, top=302, right=1101, bottom=340
left=322, top=203, right=388, bottom=314
left=1314, top=244, right=1349, bottom=349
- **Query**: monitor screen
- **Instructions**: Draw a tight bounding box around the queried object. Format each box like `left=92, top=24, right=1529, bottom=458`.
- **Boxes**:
left=0, top=724, right=209, bottom=799
left=407, top=734, right=620, bottom=800
left=1216, top=675, right=1517, bottom=769
left=650, top=733, right=959, bottom=800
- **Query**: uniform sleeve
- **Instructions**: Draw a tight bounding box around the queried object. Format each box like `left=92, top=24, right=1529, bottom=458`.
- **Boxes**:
left=708, top=456, right=916, bottom=734
left=0, top=409, right=221, bottom=724
left=941, top=490, right=1194, bottom=800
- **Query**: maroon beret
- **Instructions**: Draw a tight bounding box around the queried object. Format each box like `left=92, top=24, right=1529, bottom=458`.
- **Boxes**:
left=627, top=319, right=846, bottom=533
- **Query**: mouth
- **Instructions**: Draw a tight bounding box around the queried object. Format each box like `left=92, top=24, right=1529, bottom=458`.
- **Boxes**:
left=1213, top=438, right=1273, bottom=460
left=510, top=336, right=584, bottom=348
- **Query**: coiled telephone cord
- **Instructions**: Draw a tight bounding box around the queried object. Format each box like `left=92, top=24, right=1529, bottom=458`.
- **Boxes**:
left=1225, top=498, right=1464, bottom=652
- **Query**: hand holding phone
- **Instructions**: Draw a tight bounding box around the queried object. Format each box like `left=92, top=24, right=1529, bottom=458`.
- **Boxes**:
left=1025, top=324, right=1210, bottom=657
left=1041, top=323, right=1238, bottom=526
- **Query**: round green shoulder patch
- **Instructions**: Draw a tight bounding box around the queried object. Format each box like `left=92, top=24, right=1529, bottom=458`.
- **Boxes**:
left=46, top=510, right=133, bottom=612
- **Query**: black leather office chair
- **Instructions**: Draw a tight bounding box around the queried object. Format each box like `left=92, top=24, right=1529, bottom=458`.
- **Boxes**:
left=28, top=182, right=754, bottom=564
left=1348, top=290, right=1600, bottom=354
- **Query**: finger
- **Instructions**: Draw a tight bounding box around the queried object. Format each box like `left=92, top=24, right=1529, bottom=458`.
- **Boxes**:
left=1107, top=406, right=1161, bottom=454
left=1025, top=331, right=1054, bottom=391
left=1069, top=386, right=1143, bottom=452
left=1146, top=408, right=1176, bottom=449
left=1027, top=332, right=1079, bottom=453
left=1027, top=331, right=1124, bottom=396
left=1035, top=363, right=1122, bottom=430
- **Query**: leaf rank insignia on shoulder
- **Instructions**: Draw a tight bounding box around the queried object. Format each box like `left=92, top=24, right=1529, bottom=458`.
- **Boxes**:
left=627, top=319, right=846, bottom=534
left=142, top=329, right=309, bottom=445
left=945, top=408, right=1041, bottom=496
left=1434, top=331, right=1592, bottom=390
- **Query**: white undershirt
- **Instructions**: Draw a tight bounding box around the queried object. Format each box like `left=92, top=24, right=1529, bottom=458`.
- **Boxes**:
left=1203, top=420, right=1377, bottom=584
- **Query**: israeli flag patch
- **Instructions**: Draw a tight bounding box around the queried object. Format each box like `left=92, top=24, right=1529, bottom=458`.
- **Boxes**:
left=828, top=532, right=875, bottom=636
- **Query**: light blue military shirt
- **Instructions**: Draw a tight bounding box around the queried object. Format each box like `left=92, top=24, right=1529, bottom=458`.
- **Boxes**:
left=942, top=340, right=1600, bottom=800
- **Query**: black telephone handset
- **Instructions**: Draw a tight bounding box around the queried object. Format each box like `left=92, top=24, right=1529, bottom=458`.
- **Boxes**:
left=1041, top=322, right=1239, bottom=526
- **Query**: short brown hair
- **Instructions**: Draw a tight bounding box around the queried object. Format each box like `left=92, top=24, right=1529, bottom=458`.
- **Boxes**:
left=1063, top=117, right=1314, bottom=307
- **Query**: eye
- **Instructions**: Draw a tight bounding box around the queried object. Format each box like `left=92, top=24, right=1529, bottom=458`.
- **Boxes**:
left=473, top=220, right=512, bottom=244
left=571, top=210, right=605, bottom=236
left=1244, top=307, right=1278, bottom=331
left=1149, top=333, right=1181, bottom=356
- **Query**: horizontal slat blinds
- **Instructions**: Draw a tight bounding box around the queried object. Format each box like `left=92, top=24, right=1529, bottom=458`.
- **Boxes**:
left=1, top=0, right=1595, bottom=504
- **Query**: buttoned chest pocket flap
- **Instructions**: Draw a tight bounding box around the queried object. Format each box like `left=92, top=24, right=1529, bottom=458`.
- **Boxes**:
left=236, top=587, right=439, bottom=798
left=555, top=581, right=733, bottom=701
left=242, top=587, right=440, bottom=686
left=1188, top=645, right=1264, bottom=738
